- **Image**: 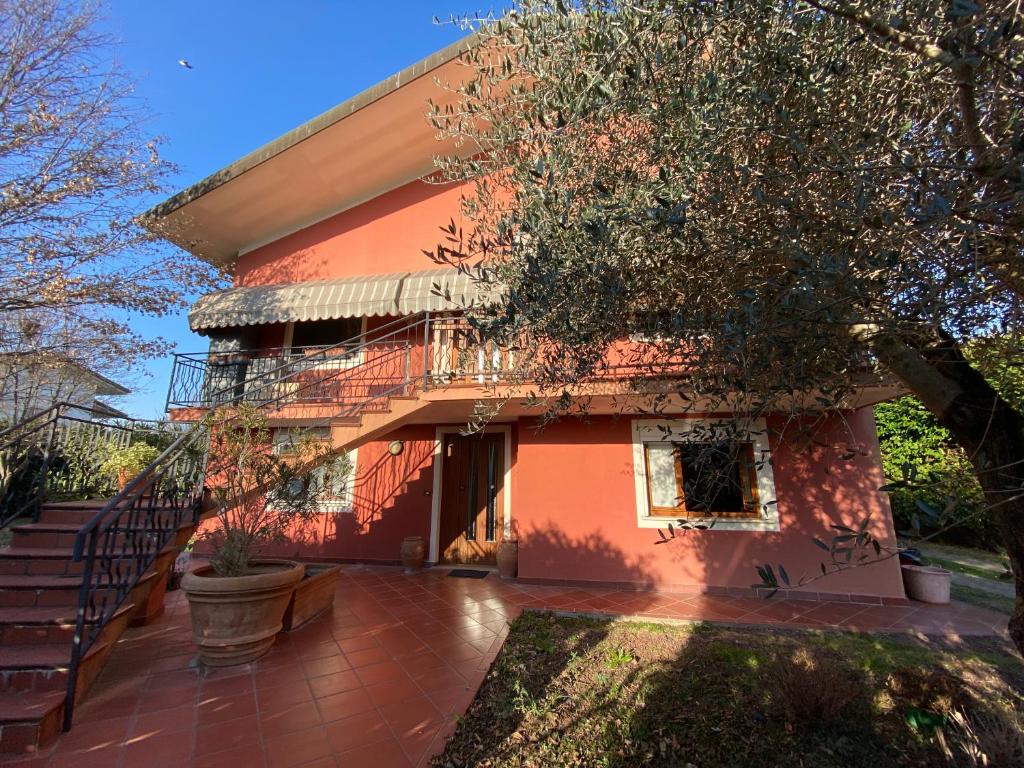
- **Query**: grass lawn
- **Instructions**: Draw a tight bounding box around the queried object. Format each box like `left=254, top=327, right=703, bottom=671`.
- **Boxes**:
left=434, top=613, right=1024, bottom=768
left=951, top=584, right=1017, bottom=616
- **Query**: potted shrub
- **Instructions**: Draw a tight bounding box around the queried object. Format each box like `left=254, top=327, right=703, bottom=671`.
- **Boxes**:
left=99, top=442, right=160, bottom=490
left=181, top=404, right=337, bottom=666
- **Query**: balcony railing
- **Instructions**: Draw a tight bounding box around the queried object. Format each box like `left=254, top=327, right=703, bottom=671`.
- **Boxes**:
left=166, top=314, right=515, bottom=411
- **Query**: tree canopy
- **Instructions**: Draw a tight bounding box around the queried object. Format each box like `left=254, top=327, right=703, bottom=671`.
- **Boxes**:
left=430, top=1, right=1024, bottom=651
left=0, top=0, right=223, bottom=401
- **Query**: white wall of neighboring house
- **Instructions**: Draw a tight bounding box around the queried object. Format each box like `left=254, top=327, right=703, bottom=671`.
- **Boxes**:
left=0, top=363, right=130, bottom=425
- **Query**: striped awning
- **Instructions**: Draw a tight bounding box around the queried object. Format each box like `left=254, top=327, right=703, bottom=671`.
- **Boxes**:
left=189, top=268, right=488, bottom=332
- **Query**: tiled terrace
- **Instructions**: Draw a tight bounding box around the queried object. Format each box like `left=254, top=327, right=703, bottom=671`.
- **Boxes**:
left=5, top=566, right=1007, bottom=767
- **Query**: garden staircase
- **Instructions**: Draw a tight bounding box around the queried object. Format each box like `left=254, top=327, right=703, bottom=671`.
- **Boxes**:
left=0, top=500, right=199, bottom=754
left=0, top=313, right=488, bottom=755
left=0, top=406, right=206, bottom=756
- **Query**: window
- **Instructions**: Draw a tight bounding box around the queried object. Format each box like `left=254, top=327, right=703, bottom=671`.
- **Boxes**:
left=643, top=442, right=759, bottom=518
left=289, top=318, right=362, bottom=349
left=632, top=419, right=778, bottom=531
left=284, top=318, right=365, bottom=370
left=272, top=428, right=356, bottom=513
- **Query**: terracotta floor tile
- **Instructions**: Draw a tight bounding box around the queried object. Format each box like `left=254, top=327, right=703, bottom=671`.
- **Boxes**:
left=344, top=646, right=391, bottom=668
left=315, top=687, right=376, bottom=723
left=196, top=690, right=258, bottom=724
left=377, top=696, right=441, bottom=735
left=193, top=742, right=268, bottom=768
left=336, top=737, right=412, bottom=767
left=260, top=699, right=323, bottom=738
left=353, top=660, right=407, bottom=686
left=121, top=729, right=195, bottom=768
left=323, top=710, right=392, bottom=753
left=365, top=678, right=425, bottom=708
left=257, top=680, right=314, bottom=711
left=309, top=669, right=362, bottom=699
left=195, top=712, right=260, bottom=753
left=337, top=635, right=379, bottom=654
left=302, top=654, right=352, bottom=680
left=130, top=703, right=195, bottom=738
left=264, top=725, right=333, bottom=768
left=135, top=685, right=197, bottom=713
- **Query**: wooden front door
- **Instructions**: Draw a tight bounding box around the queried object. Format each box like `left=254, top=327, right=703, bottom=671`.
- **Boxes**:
left=438, top=433, right=505, bottom=565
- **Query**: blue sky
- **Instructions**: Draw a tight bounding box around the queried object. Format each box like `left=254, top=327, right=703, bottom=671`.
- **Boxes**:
left=100, top=1, right=476, bottom=417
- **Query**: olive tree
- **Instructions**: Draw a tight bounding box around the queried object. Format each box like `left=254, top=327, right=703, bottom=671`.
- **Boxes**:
left=430, top=1, right=1024, bottom=650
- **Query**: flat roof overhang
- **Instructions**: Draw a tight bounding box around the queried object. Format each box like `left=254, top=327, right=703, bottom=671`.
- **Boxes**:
left=144, top=33, right=479, bottom=269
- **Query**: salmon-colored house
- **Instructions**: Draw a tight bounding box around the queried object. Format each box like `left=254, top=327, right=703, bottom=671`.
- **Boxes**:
left=151, top=37, right=907, bottom=603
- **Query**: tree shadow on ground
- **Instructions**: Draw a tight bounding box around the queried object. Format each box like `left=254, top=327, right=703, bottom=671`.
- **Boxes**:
left=435, top=615, right=1024, bottom=768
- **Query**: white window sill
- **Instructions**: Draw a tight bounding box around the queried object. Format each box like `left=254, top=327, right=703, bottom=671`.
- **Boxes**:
left=638, top=515, right=781, bottom=532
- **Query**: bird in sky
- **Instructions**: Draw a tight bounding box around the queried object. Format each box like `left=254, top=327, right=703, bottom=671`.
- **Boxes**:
left=178, top=59, right=193, bottom=69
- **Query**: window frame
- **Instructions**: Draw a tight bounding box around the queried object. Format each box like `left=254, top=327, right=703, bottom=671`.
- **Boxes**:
left=282, top=317, right=367, bottom=371
left=632, top=418, right=779, bottom=532
left=271, top=427, right=357, bottom=514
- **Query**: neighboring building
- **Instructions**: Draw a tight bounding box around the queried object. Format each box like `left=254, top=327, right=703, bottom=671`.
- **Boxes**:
left=0, top=358, right=130, bottom=424
left=150, top=38, right=906, bottom=602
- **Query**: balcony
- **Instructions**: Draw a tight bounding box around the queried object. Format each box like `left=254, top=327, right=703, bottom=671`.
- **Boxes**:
left=165, top=314, right=513, bottom=414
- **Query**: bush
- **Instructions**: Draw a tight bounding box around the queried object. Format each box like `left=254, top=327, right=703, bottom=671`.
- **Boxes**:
left=874, top=397, right=997, bottom=551
left=946, top=705, right=1024, bottom=768
left=770, top=648, right=860, bottom=727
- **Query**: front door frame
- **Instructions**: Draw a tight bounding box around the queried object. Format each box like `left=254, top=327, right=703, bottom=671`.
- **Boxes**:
left=429, top=425, right=513, bottom=564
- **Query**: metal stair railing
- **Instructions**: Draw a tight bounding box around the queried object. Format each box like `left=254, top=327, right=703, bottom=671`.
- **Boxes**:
left=63, top=312, right=440, bottom=730
left=0, top=402, right=184, bottom=529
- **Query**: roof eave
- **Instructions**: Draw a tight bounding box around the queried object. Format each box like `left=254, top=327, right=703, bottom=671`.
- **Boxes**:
left=143, top=31, right=479, bottom=225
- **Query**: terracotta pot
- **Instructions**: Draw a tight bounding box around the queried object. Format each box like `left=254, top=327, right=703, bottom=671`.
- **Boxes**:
left=901, top=564, right=952, bottom=604
left=400, top=536, right=425, bottom=574
left=282, top=563, right=341, bottom=631
left=496, top=539, right=518, bottom=580
left=181, top=559, right=304, bottom=666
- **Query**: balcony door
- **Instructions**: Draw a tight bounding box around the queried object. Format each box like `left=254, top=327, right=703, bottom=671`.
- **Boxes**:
left=438, top=432, right=505, bottom=565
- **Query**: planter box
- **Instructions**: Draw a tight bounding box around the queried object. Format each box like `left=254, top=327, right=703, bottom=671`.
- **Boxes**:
left=901, top=563, right=952, bottom=604
left=282, top=563, right=341, bottom=631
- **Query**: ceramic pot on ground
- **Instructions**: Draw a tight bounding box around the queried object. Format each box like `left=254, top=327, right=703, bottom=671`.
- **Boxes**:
left=181, top=559, right=304, bottom=666
left=900, top=564, right=952, bottom=604
left=497, top=539, right=519, bottom=580
left=401, top=536, right=425, bottom=574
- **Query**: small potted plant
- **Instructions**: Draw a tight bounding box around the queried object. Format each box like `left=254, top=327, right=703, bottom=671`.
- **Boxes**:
left=181, top=404, right=336, bottom=666
left=99, top=442, right=161, bottom=490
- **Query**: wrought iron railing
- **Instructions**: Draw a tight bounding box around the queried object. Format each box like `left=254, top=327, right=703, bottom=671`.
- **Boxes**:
left=0, top=403, right=183, bottom=529
left=65, top=421, right=208, bottom=729
left=63, top=312, right=514, bottom=731
left=166, top=313, right=515, bottom=411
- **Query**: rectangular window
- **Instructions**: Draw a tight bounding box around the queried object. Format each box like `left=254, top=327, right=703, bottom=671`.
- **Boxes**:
left=643, top=441, right=760, bottom=519
left=285, top=318, right=365, bottom=372
left=290, top=318, right=362, bottom=348
left=271, top=428, right=356, bottom=513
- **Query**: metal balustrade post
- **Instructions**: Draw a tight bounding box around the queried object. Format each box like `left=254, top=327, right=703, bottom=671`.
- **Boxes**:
left=422, top=312, right=431, bottom=391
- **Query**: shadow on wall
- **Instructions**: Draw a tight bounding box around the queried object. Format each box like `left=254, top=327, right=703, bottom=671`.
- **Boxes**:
left=515, top=409, right=904, bottom=599
left=262, top=429, right=436, bottom=562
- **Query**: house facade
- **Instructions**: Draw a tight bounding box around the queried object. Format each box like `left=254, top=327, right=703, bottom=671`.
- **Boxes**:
left=152, top=37, right=906, bottom=602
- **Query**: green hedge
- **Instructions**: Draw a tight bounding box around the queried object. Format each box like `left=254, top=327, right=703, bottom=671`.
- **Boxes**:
left=875, top=397, right=995, bottom=551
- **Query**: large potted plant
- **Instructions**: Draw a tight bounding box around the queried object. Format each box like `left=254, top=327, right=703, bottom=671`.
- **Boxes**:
left=181, top=404, right=334, bottom=666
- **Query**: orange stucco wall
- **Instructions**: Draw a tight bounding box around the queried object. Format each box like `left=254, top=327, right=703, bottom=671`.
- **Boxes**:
left=234, top=178, right=471, bottom=286
left=511, top=408, right=905, bottom=599
left=247, top=407, right=904, bottom=600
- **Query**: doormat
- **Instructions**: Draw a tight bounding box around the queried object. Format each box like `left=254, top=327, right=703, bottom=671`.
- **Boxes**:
left=447, top=569, right=489, bottom=579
